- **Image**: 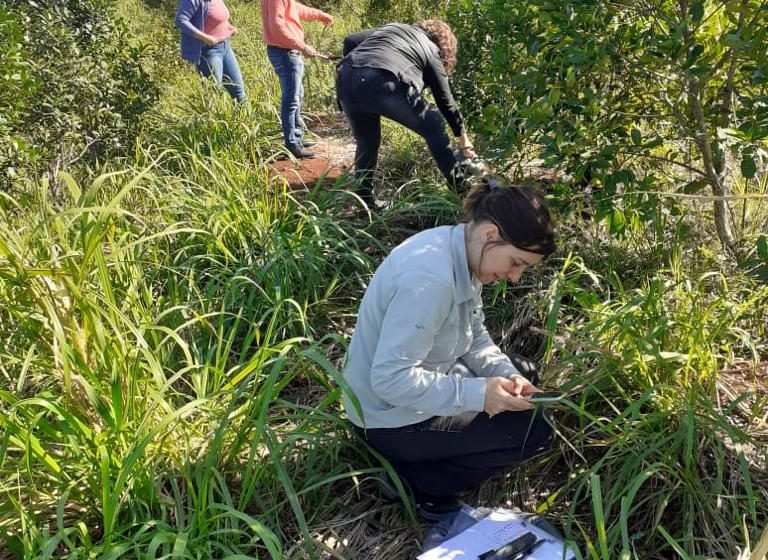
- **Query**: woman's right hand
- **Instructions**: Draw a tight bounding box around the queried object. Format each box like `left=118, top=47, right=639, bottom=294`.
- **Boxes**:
left=198, top=33, right=219, bottom=47
left=458, top=131, right=476, bottom=160
left=484, top=376, right=534, bottom=416
left=302, top=44, right=320, bottom=58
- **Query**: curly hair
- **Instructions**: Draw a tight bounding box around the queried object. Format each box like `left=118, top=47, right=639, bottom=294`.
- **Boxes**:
left=416, top=19, right=458, bottom=74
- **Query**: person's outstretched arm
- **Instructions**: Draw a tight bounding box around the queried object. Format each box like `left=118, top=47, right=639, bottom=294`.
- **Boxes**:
left=424, top=58, right=477, bottom=158
left=294, top=1, right=333, bottom=25
left=423, top=57, right=463, bottom=136
left=423, top=56, right=477, bottom=159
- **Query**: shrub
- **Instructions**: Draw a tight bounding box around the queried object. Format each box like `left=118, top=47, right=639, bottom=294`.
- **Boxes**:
left=449, top=0, right=768, bottom=252
left=0, top=0, right=158, bottom=192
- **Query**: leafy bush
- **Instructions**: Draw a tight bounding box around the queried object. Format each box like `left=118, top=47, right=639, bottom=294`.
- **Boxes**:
left=0, top=0, right=157, bottom=192
left=449, top=0, right=768, bottom=251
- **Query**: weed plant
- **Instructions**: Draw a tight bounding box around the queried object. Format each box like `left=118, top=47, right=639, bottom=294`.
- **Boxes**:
left=527, top=251, right=768, bottom=559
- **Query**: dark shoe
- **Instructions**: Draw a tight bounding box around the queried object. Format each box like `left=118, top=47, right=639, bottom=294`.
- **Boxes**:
left=421, top=512, right=460, bottom=553
left=355, top=188, right=374, bottom=208
left=421, top=505, right=490, bottom=554
left=301, top=139, right=318, bottom=148
left=417, top=498, right=465, bottom=522
left=287, top=145, right=315, bottom=159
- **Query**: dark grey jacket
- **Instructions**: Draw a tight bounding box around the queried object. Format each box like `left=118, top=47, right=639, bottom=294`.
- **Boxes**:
left=342, top=23, right=464, bottom=136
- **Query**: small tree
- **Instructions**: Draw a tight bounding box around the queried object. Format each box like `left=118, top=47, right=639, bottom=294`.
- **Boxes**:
left=0, top=0, right=158, bottom=192
left=451, top=0, right=768, bottom=252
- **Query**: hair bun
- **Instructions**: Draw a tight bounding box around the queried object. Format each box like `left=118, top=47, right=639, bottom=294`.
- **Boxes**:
left=462, top=179, right=557, bottom=256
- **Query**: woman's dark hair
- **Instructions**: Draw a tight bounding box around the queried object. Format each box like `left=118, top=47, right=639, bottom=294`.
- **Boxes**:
left=463, top=176, right=557, bottom=256
left=416, top=19, right=458, bottom=74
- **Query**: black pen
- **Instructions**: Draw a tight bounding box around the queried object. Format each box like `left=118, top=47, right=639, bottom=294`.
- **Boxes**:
left=477, top=531, right=538, bottom=560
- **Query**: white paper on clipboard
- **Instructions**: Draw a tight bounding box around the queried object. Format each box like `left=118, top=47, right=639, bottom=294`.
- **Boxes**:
left=417, top=509, right=576, bottom=560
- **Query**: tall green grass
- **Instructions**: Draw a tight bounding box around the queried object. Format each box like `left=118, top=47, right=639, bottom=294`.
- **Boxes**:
left=533, top=254, right=768, bottom=559
left=2, top=0, right=767, bottom=558
left=0, top=146, right=385, bottom=557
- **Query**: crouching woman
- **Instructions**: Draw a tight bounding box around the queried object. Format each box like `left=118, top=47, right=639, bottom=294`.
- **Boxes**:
left=342, top=178, right=557, bottom=517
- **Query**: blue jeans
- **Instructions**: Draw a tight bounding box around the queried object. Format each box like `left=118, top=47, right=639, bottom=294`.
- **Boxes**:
left=198, top=39, right=246, bottom=104
left=266, top=46, right=305, bottom=148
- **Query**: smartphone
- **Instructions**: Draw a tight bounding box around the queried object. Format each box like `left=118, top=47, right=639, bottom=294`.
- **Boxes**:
left=526, top=391, right=565, bottom=404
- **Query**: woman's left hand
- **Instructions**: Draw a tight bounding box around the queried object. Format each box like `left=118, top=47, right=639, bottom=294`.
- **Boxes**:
left=230, top=25, right=238, bottom=35
left=504, top=374, right=540, bottom=398
left=485, top=377, right=534, bottom=415
left=458, top=132, right=476, bottom=159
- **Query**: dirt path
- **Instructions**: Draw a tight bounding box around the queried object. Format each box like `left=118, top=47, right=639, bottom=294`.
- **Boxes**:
left=268, top=113, right=356, bottom=190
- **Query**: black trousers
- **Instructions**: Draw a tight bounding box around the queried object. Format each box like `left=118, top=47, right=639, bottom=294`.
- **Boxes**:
left=335, top=64, right=460, bottom=201
left=359, top=356, right=553, bottom=503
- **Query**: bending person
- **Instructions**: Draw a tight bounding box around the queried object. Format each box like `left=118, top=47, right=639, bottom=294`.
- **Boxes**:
left=175, top=0, right=246, bottom=104
left=342, top=178, right=557, bottom=517
left=336, top=20, right=476, bottom=205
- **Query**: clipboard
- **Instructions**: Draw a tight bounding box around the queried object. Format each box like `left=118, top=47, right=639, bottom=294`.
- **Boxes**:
left=417, top=509, right=576, bottom=560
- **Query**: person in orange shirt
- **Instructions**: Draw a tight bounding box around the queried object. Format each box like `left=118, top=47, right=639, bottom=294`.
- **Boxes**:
left=260, top=0, right=333, bottom=159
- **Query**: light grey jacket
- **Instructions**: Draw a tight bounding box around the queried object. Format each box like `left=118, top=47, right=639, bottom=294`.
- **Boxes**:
left=342, top=224, right=520, bottom=429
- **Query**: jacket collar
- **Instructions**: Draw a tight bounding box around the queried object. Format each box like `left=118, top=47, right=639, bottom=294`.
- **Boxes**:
left=451, top=224, right=476, bottom=303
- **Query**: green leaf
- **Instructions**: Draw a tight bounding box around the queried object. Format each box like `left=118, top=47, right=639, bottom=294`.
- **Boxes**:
left=631, top=127, right=642, bottom=146
left=590, top=474, right=609, bottom=558
left=758, top=235, right=768, bottom=260
left=643, top=137, right=664, bottom=149
left=607, top=208, right=626, bottom=234
left=548, top=86, right=562, bottom=105
left=565, top=66, right=576, bottom=86
left=723, top=33, right=744, bottom=49
left=683, top=44, right=704, bottom=69
left=681, top=179, right=709, bottom=194
left=690, top=1, right=705, bottom=22
left=740, top=153, right=757, bottom=179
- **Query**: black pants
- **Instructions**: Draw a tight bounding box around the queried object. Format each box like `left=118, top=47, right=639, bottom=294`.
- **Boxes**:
left=359, top=355, right=553, bottom=503
left=335, top=64, right=460, bottom=201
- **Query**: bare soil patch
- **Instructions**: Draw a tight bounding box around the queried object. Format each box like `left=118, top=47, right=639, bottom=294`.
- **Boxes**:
left=269, top=113, right=356, bottom=191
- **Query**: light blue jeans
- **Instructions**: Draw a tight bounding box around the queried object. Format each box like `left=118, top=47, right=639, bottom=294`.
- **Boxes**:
left=266, top=46, right=305, bottom=148
left=197, top=39, right=246, bottom=104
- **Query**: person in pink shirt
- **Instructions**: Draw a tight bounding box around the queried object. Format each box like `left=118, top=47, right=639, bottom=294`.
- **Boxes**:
left=176, top=0, right=246, bottom=103
left=260, top=0, right=333, bottom=158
